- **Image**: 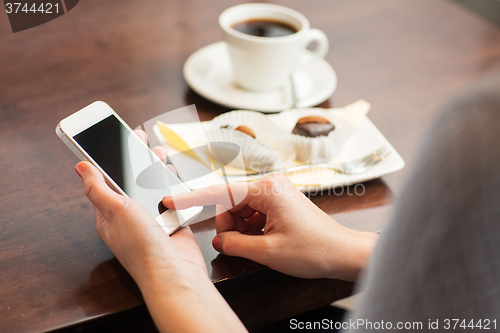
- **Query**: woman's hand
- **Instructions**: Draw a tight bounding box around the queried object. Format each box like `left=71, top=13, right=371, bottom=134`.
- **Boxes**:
left=75, top=130, right=204, bottom=284
left=163, top=173, right=378, bottom=282
left=75, top=130, right=246, bottom=333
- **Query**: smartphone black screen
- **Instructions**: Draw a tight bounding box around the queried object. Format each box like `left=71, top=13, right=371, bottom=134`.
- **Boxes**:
left=73, top=115, right=183, bottom=217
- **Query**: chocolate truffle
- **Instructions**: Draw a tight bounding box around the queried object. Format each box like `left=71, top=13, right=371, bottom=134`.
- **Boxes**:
left=292, top=116, right=335, bottom=137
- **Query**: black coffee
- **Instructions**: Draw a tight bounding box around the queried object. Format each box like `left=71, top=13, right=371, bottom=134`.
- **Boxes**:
left=231, top=19, right=298, bottom=37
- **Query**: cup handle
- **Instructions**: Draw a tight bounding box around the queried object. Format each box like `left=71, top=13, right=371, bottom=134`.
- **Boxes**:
left=304, top=28, right=329, bottom=58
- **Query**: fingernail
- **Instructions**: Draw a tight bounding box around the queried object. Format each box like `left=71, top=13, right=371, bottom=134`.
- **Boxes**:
left=162, top=196, right=172, bottom=205
left=212, top=235, right=221, bottom=252
left=75, top=162, right=87, bottom=177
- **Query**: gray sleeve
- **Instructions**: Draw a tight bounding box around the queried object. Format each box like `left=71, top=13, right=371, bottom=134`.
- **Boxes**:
left=344, top=74, right=500, bottom=332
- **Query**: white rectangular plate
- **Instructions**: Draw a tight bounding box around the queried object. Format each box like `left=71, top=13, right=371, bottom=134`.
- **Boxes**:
left=153, top=114, right=404, bottom=193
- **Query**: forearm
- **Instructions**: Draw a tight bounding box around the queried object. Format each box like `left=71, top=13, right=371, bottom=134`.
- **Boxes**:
left=137, top=268, right=247, bottom=333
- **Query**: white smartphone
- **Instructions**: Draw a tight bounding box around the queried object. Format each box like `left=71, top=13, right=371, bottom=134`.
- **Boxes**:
left=56, top=101, right=202, bottom=235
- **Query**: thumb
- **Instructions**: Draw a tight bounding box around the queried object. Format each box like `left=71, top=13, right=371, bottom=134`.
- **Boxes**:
left=213, top=231, right=271, bottom=264
left=76, top=161, right=126, bottom=221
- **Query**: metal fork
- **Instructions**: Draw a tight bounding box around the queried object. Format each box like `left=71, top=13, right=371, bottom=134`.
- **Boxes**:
left=225, top=146, right=391, bottom=180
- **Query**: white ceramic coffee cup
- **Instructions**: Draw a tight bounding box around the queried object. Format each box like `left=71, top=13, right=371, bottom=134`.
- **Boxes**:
left=219, top=3, right=329, bottom=92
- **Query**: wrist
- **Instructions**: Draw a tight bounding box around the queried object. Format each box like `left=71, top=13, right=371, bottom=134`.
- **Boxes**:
left=325, top=226, right=378, bottom=281
left=136, top=261, right=247, bottom=332
left=135, top=257, right=209, bottom=295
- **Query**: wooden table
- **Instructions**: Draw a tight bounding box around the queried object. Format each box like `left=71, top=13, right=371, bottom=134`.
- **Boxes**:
left=1, top=0, right=500, bottom=332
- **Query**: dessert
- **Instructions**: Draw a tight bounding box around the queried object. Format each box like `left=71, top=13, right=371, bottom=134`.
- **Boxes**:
left=288, top=113, right=336, bottom=163
left=206, top=110, right=295, bottom=171
left=292, top=116, right=335, bottom=137
left=221, top=124, right=256, bottom=139
left=235, top=125, right=256, bottom=138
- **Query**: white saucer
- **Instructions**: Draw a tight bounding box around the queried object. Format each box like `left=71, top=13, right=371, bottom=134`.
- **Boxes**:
left=183, top=41, right=338, bottom=113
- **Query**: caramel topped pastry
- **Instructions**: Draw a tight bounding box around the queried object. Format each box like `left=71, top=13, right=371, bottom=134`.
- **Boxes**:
left=220, top=125, right=256, bottom=138
left=235, top=125, right=256, bottom=138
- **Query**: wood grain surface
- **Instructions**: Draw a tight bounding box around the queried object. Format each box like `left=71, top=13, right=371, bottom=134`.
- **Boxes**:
left=1, top=0, right=500, bottom=331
